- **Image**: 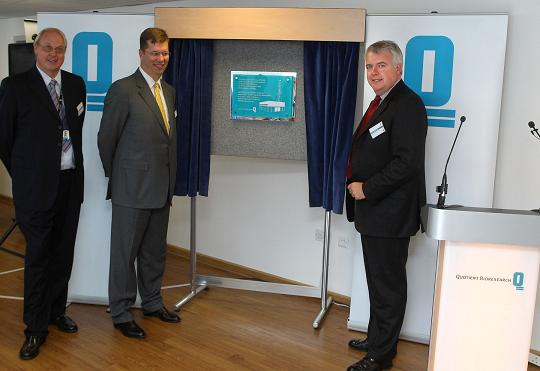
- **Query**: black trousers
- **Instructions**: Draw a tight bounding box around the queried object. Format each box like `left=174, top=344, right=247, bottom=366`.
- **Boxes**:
left=15, top=170, right=81, bottom=336
left=361, top=235, right=410, bottom=362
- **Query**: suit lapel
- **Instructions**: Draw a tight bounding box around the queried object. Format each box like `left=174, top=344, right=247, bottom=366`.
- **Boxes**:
left=134, top=70, right=169, bottom=137
left=29, top=67, right=60, bottom=119
left=162, top=82, right=175, bottom=137
left=356, top=80, right=405, bottom=139
left=60, top=71, right=76, bottom=129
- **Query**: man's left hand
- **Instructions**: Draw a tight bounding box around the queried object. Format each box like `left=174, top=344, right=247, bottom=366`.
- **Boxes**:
left=347, top=182, right=365, bottom=200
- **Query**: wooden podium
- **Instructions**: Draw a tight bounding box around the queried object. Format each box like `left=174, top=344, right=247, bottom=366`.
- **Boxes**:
left=422, top=205, right=540, bottom=371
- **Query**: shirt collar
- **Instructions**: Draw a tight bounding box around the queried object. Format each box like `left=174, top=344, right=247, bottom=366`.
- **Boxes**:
left=36, top=65, right=61, bottom=87
left=380, top=79, right=401, bottom=101
left=138, top=66, right=161, bottom=90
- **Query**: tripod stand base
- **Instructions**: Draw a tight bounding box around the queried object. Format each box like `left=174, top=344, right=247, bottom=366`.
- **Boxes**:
left=174, top=282, right=208, bottom=311
left=313, top=296, right=333, bottom=329
left=0, top=220, right=23, bottom=258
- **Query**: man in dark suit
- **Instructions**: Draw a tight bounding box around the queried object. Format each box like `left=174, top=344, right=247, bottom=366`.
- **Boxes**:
left=345, top=40, right=427, bottom=371
left=98, top=27, right=179, bottom=339
left=0, top=28, right=86, bottom=360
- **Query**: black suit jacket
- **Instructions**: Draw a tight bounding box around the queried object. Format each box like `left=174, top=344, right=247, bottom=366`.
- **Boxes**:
left=346, top=80, right=427, bottom=238
left=0, top=66, right=86, bottom=211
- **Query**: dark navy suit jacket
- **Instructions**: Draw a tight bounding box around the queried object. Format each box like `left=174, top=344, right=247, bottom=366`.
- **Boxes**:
left=0, top=66, right=86, bottom=211
left=346, top=79, right=427, bottom=238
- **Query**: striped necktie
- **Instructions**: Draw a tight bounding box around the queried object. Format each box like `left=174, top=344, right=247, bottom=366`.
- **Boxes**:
left=48, top=79, right=71, bottom=152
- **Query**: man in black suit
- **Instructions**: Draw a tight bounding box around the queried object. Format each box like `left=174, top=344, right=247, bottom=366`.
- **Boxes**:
left=98, top=28, right=179, bottom=339
left=0, top=28, right=86, bottom=360
left=346, top=40, right=427, bottom=371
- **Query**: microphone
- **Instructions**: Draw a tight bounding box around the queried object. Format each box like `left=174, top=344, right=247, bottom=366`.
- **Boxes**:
left=529, top=121, right=540, bottom=140
left=436, top=115, right=466, bottom=209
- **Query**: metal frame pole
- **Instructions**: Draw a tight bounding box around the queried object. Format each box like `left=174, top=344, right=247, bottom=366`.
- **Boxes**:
left=174, top=197, right=207, bottom=310
left=312, top=210, right=333, bottom=328
left=172, top=205, right=333, bottom=329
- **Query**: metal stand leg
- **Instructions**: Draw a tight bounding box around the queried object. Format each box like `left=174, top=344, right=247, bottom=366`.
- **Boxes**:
left=0, top=219, right=23, bottom=259
left=313, top=210, right=333, bottom=329
left=174, top=197, right=207, bottom=310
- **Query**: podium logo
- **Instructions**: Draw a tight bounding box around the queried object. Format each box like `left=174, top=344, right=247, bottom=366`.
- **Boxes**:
left=513, top=272, right=525, bottom=291
left=72, top=32, right=113, bottom=112
left=404, top=36, right=455, bottom=128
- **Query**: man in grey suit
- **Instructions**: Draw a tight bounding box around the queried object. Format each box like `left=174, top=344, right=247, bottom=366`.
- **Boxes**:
left=98, top=27, right=179, bottom=338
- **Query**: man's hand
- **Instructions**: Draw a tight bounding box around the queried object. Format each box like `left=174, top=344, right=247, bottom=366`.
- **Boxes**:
left=347, top=182, right=366, bottom=200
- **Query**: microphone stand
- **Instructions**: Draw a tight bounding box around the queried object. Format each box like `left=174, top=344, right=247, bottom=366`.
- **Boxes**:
left=528, top=121, right=540, bottom=213
left=436, top=116, right=466, bottom=209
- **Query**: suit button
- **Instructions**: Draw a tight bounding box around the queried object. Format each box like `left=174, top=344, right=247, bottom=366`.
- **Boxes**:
left=58, top=142, right=62, bottom=147
left=58, top=126, right=62, bottom=130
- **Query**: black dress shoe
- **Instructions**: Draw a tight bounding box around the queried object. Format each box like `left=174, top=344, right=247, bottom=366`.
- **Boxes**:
left=349, top=337, right=369, bottom=351
left=347, top=356, right=393, bottom=371
left=114, top=320, right=146, bottom=338
left=143, top=307, right=180, bottom=323
left=19, top=335, right=46, bottom=360
left=53, top=314, right=78, bottom=333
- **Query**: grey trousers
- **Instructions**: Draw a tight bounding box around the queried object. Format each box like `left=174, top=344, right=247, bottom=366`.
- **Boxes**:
left=109, top=203, right=170, bottom=324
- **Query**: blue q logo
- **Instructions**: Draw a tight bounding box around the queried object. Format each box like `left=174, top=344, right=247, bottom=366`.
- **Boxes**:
left=404, top=36, right=455, bottom=128
left=513, top=272, right=525, bottom=291
left=72, top=32, right=113, bottom=112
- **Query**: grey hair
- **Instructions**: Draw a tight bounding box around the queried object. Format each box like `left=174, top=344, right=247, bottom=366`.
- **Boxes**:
left=366, top=40, right=403, bottom=66
left=33, top=27, right=67, bottom=50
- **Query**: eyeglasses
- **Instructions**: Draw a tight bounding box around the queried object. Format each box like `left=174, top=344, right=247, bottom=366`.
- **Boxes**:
left=39, top=44, right=66, bottom=54
left=146, top=51, right=170, bottom=58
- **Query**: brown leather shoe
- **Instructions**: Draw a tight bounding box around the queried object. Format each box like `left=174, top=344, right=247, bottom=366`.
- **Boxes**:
left=19, top=335, right=46, bottom=360
left=143, top=307, right=180, bottom=323
left=53, top=314, right=78, bottom=333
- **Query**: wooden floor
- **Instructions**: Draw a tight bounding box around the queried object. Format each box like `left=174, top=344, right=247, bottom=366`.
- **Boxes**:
left=0, top=197, right=537, bottom=370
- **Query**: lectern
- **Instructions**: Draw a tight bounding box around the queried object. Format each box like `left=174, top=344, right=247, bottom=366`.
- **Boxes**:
left=422, top=205, right=540, bottom=371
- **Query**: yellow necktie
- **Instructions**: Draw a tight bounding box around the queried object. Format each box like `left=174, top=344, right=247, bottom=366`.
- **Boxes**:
left=154, top=82, right=170, bottom=134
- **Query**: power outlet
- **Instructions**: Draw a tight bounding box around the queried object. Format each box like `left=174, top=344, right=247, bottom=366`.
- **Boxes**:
left=315, top=229, right=324, bottom=242
left=529, top=352, right=540, bottom=366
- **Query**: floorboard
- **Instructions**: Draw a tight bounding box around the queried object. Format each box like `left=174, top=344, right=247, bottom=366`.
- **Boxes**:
left=0, top=197, right=537, bottom=370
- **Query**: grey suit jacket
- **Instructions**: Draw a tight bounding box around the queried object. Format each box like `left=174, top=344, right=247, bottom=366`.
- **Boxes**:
left=98, top=69, right=177, bottom=209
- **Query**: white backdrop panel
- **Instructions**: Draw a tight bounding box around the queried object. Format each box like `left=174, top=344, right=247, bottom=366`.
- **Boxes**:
left=37, top=13, right=154, bottom=304
left=348, top=14, right=508, bottom=343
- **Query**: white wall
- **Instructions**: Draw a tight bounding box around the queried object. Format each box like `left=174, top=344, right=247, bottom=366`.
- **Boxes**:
left=107, top=0, right=540, bottom=349
left=0, top=17, right=25, bottom=197
left=2, top=0, right=540, bottom=347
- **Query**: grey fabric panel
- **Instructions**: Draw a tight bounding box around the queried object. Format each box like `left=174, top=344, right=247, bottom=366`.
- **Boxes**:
left=211, top=40, right=306, bottom=161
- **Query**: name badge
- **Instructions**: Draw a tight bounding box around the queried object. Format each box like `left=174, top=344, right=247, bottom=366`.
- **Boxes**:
left=369, top=122, right=385, bottom=139
left=77, top=102, right=84, bottom=116
left=63, top=130, right=70, bottom=141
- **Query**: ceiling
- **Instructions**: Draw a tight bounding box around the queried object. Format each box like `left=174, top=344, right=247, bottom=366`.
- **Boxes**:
left=0, top=0, right=174, bottom=19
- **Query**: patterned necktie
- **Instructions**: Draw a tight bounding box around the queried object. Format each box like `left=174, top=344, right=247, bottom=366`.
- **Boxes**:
left=346, top=95, right=382, bottom=178
left=154, top=82, right=170, bottom=134
left=48, top=79, right=71, bottom=152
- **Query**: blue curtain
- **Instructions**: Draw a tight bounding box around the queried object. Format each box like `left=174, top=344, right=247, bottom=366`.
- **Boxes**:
left=163, top=39, right=213, bottom=197
left=304, top=41, right=360, bottom=214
